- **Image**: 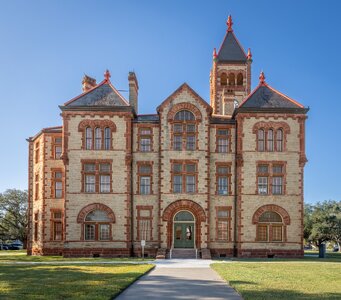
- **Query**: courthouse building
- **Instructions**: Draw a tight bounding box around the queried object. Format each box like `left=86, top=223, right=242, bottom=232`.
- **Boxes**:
left=27, top=17, right=308, bottom=258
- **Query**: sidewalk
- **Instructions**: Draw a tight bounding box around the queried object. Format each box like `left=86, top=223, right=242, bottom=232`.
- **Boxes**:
left=115, top=259, right=242, bottom=300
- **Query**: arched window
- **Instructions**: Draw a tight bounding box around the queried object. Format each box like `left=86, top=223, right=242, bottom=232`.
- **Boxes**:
left=228, top=73, right=235, bottom=86
left=95, top=127, right=102, bottom=150
left=237, top=73, right=243, bottom=86
left=257, top=211, right=283, bottom=242
left=267, top=129, right=274, bottom=152
left=276, top=129, right=283, bottom=152
left=84, top=210, right=111, bottom=241
left=104, top=127, right=111, bottom=150
left=85, top=127, right=92, bottom=150
left=257, top=129, right=265, bottom=151
left=173, top=110, right=196, bottom=151
left=220, top=73, right=227, bottom=86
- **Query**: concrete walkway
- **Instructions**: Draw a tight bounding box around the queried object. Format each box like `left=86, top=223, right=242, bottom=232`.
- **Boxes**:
left=115, top=259, right=242, bottom=300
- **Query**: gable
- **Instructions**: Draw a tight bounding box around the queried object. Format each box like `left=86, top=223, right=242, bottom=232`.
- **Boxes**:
left=239, top=83, right=304, bottom=109
left=157, top=83, right=212, bottom=116
left=64, top=82, right=129, bottom=107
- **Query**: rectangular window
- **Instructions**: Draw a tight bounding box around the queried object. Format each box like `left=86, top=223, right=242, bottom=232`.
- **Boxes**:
left=216, top=129, right=229, bottom=153
left=35, top=174, right=39, bottom=200
left=34, top=212, right=38, bottom=241
left=257, top=225, right=268, bottom=241
left=52, top=137, right=63, bottom=159
left=35, top=142, right=40, bottom=164
left=83, top=161, right=111, bottom=193
left=85, top=224, right=95, bottom=240
left=99, top=224, right=110, bottom=240
left=172, top=161, right=197, bottom=194
left=55, top=146, right=62, bottom=159
left=217, top=165, right=230, bottom=195
left=257, top=163, right=285, bottom=195
left=85, top=175, right=96, bottom=193
left=216, top=208, right=230, bottom=241
left=173, top=175, right=182, bottom=193
left=186, top=175, right=195, bottom=193
left=139, top=128, right=152, bottom=152
left=138, top=219, right=151, bottom=241
left=186, top=135, right=195, bottom=150
left=138, top=163, right=152, bottom=195
left=272, top=177, right=283, bottom=195
left=173, top=135, right=182, bottom=150
left=140, top=176, right=151, bottom=194
left=258, top=177, right=268, bottom=195
left=272, top=225, right=283, bottom=241
left=55, top=181, right=62, bottom=198
left=218, top=177, right=228, bottom=195
left=100, top=175, right=110, bottom=193
left=53, top=222, right=62, bottom=240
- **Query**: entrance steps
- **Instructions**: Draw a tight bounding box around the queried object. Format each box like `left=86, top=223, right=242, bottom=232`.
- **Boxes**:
left=167, top=248, right=198, bottom=259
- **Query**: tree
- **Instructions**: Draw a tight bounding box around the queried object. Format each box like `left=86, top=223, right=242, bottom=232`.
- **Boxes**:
left=0, top=189, right=28, bottom=247
left=307, top=200, right=341, bottom=252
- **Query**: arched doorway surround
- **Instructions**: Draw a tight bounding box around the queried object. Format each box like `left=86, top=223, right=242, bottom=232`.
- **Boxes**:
left=162, top=200, right=206, bottom=249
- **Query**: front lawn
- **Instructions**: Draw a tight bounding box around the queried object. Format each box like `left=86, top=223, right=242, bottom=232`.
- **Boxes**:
left=0, top=250, right=151, bottom=262
left=212, top=254, right=341, bottom=300
left=0, top=263, right=153, bottom=299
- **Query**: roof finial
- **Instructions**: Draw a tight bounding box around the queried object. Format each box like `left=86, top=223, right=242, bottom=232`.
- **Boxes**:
left=227, top=15, right=233, bottom=32
left=247, top=48, right=252, bottom=60
left=213, top=48, right=217, bottom=59
left=104, top=69, right=111, bottom=82
left=259, top=71, right=266, bottom=84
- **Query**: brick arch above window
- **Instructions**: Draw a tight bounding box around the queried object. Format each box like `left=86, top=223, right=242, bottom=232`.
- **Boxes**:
left=77, top=203, right=115, bottom=223
left=252, top=121, right=290, bottom=134
left=167, top=103, right=202, bottom=121
left=252, top=204, right=290, bottom=225
left=78, top=119, right=116, bottom=131
left=162, top=199, right=206, bottom=222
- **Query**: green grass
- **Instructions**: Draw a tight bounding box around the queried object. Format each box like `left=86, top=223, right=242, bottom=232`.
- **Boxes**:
left=0, top=250, right=152, bottom=262
left=0, top=263, right=153, bottom=299
left=212, top=252, right=341, bottom=300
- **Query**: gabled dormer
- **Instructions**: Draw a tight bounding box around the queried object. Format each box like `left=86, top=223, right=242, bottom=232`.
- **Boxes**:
left=210, top=16, right=252, bottom=116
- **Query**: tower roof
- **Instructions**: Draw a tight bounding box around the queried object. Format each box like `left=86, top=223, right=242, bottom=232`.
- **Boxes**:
left=63, top=70, right=129, bottom=107
left=239, top=71, right=305, bottom=109
left=217, top=16, right=247, bottom=63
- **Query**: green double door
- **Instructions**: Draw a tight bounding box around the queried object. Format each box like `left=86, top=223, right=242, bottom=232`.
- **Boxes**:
left=174, top=223, right=194, bottom=248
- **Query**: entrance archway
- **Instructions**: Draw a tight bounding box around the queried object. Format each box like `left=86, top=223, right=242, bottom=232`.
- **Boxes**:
left=173, top=211, right=195, bottom=248
left=162, top=200, right=206, bottom=249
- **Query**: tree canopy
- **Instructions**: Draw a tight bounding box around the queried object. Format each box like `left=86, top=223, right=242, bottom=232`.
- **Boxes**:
left=0, top=189, right=28, bottom=245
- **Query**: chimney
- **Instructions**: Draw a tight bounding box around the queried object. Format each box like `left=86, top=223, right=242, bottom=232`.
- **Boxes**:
left=128, top=72, right=139, bottom=113
left=82, top=75, right=97, bottom=92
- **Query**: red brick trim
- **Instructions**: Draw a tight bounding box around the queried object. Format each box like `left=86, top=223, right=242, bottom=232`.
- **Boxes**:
left=162, top=200, right=206, bottom=248
left=167, top=102, right=202, bottom=121
left=252, top=204, right=291, bottom=225
left=77, top=203, right=116, bottom=223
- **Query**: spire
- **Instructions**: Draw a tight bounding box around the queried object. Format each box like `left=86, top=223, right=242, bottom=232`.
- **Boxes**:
left=247, top=48, right=252, bottom=60
left=104, top=69, right=111, bottom=82
left=227, top=15, right=233, bottom=32
left=259, top=71, right=266, bottom=84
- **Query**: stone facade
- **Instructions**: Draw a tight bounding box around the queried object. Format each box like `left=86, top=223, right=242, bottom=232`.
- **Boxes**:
left=27, top=17, right=308, bottom=258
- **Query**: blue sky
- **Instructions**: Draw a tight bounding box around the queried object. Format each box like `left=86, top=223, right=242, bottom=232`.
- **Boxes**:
left=0, top=1, right=340, bottom=203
